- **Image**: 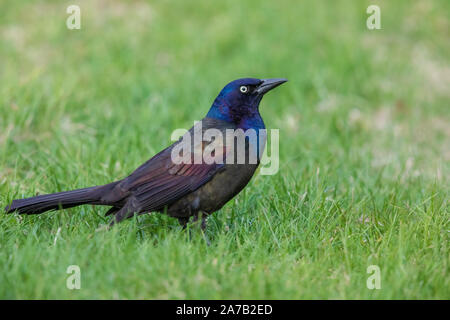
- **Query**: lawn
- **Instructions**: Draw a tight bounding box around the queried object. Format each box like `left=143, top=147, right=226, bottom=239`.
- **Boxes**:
left=0, top=0, right=448, bottom=299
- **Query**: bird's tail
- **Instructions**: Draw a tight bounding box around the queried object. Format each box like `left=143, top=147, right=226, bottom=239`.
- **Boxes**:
left=4, top=182, right=119, bottom=215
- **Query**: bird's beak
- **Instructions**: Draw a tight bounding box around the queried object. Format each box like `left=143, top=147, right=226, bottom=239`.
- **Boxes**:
left=256, top=78, right=288, bottom=95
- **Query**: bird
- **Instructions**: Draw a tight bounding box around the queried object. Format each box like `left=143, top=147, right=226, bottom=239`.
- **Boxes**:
left=5, top=78, right=287, bottom=231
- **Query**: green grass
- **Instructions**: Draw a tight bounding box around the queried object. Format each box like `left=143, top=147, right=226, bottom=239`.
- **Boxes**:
left=0, top=0, right=449, bottom=299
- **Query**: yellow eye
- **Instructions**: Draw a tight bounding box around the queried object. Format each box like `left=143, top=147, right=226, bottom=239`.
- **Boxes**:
left=240, top=85, right=249, bottom=93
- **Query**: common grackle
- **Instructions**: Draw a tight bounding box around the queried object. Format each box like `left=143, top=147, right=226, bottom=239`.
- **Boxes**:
left=5, top=78, right=287, bottom=230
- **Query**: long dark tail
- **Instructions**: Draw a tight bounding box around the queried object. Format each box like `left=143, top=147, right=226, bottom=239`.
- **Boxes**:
left=5, top=182, right=119, bottom=215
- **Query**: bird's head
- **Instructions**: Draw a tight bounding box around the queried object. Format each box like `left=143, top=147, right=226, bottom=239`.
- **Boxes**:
left=207, top=78, right=287, bottom=128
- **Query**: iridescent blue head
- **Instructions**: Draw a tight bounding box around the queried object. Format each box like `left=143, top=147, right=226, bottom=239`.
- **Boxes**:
left=206, top=78, right=287, bottom=130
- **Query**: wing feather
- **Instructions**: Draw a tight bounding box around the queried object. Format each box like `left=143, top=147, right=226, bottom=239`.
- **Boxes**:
left=113, top=118, right=233, bottom=222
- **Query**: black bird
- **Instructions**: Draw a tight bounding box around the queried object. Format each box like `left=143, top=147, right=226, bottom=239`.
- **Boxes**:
left=5, top=78, right=287, bottom=230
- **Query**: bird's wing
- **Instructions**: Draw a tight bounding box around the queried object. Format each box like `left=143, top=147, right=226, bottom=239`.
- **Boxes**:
left=112, top=118, right=234, bottom=221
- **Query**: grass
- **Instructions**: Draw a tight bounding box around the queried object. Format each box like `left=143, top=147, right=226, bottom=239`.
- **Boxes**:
left=0, top=0, right=448, bottom=299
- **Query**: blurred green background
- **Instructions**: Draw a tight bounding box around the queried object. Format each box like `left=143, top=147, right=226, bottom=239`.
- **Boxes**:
left=0, top=0, right=448, bottom=299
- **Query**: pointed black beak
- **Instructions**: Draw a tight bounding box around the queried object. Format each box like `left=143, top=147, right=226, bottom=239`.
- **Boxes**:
left=256, top=78, right=288, bottom=95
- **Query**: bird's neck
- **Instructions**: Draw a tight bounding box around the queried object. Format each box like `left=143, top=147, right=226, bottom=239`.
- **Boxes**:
left=206, top=102, right=267, bottom=162
left=206, top=102, right=265, bottom=131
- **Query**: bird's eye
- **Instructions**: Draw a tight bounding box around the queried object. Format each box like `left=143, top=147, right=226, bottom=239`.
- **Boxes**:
left=240, top=85, right=249, bottom=94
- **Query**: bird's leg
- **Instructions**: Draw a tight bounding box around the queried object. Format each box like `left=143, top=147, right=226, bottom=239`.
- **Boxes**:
left=200, top=214, right=208, bottom=232
left=193, top=212, right=210, bottom=246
